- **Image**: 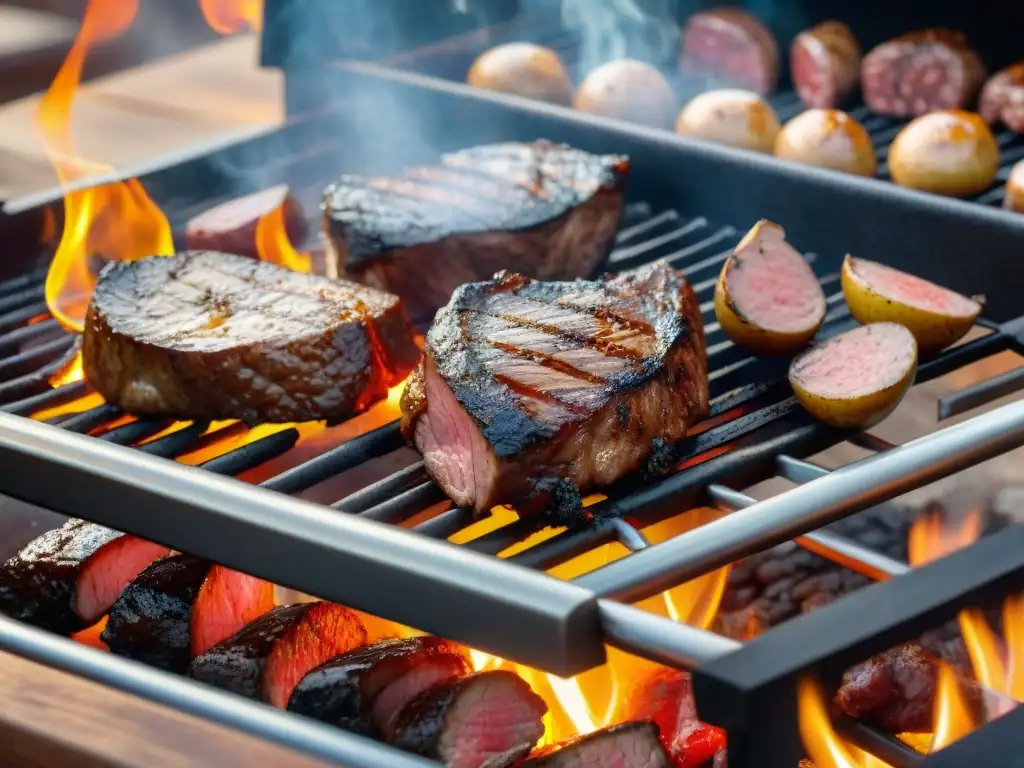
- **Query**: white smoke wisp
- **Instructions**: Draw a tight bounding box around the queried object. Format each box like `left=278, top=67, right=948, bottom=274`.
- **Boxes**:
left=559, top=0, right=680, bottom=75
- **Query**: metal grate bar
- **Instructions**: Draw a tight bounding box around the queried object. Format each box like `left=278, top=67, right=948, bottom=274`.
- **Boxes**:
left=834, top=718, right=924, bottom=767
left=361, top=481, right=449, bottom=524
left=138, top=421, right=213, bottom=458
left=937, top=364, right=1024, bottom=421
left=0, top=319, right=64, bottom=356
left=332, top=461, right=428, bottom=513
left=574, top=398, right=1024, bottom=602
left=1, top=379, right=89, bottom=415
left=98, top=418, right=174, bottom=446
left=198, top=428, right=301, bottom=475
left=58, top=404, right=123, bottom=433
left=0, top=335, right=73, bottom=380
left=917, top=704, right=1024, bottom=766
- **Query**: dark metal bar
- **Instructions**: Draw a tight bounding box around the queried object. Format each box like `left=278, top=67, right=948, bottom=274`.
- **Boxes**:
left=98, top=418, right=174, bottom=446
left=57, top=404, right=123, bottom=434
left=412, top=507, right=470, bottom=538
left=0, top=413, right=607, bottom=675
left=360, top=481, right=448, bottom=524
left=847, top=432, right=898, bottom=453
left=0, top=268, right=49, bottom=297
left=775, top=454, right=830, bottom=484
left=0, top=614, right=434, bottom=768
left=834, top=717, right=924, bottom=767
left=333, top=462, right=429, bottom=514
left=0, top=338, right=81, bottom=404
left=918, top=702, right=1024, bottom=767
left=575, top=398, right=1024, bottom=603
left=0, top=336, right=74, bottom=380
left=693, top=524, right=1024, bottom=768
left=199, top=429, right=301, bottom=475
left=0, top=319, right=64, bottom=356
left=0, top=302, right=50, bottom=333
left=0, top=380, right=90, bottom=416
left=937, top=364, right=1024, bottom=421
left=509, top=518, right=620, bottom=570
left=138, top=421, right=212, bottom=458
left=0, top=284, right=45, bottom=316
left=261, top=421, right=404, bottom=494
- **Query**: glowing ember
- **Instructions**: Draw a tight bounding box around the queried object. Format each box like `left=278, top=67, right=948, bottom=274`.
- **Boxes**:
left=255, top=201, right=312, bottom=273
left=199, top=0, right=264, bottom=33
left=39, top=0, right=173, bottom=333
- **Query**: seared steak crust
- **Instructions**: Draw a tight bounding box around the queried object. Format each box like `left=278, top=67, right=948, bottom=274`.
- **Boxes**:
left=83, top=251, right=419, bottom=423
left=401, top=263, right=708, bottom=516
left=322, top=141, right=628, bottom=321
left=522, top=721, right=671, bottom=767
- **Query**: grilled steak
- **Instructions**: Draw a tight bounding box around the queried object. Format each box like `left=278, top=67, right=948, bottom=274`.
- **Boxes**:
left=82, top=251, right=419, bottom=423
left=288, top=636, right=471, bottom=737
left=834, top=643, right=980, bottom=733
left=0, top=519, right=169, bottom=635
left=102, top=554, right=212, bottom=672
left=388, top=670, right=547, bottom=768
left=621, top=668, right=726, bottom=767
left=401, top=263, right=708, bottom=517
left=321, top=141, right=628, bottom=322
left=102, top=557, right=273, bottom=673
left=189, top=601, right=367, bottom=706
left=522, top=722, right=671, bottom=767
left=185, top=185, right=307, bottom=260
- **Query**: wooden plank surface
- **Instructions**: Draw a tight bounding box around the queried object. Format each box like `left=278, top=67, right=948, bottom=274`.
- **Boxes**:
left=0, top=34, right=283, bottom=201
left=0, top=650, right=332, bottom=767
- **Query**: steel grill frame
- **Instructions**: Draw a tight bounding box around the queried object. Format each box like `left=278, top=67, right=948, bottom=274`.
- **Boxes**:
left=0, top=67, right=1024, bottom=767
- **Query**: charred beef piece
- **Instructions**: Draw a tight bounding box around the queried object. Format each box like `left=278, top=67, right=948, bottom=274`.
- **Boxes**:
left=102, top=557, right=274, bottom=673
left=288, top=636, right=470, bottom=736
left=834, top=643, right=980, bottom=733
left=321, top=141, right=628, bottom=322
left=0, top=519, right=169, bottom=635
left=388, top=670, right=548, bottom=768
left=401, top=263, right=708, bottom=517
left=189, top=601, right=367, bottom=707
left=102, top=555, right=212, bottom=672
left=621, top=668, right=727, bottom=767
left=82, top=251, right=419, bottom=423
left=522, top=721, right=671, bottom=767
left=185, top=185, right=307, bottom=260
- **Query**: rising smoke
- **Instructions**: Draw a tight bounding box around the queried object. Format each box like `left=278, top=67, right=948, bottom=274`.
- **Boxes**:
left=558, top=0, right=681, bottom=74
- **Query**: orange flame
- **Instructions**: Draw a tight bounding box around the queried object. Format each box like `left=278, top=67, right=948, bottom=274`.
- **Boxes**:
left=199, top=0, right=264, bottom=33
left=930, top=663, right=976, bottom=750
left=463, top=507, right=729, bottom=745
left=798, top=676, right=881, bottom=768
left=255, top=202, right=312, bottom=273
left=39, top=0, right=173, bottom=333
left=907, top=507, right=982, bottom=567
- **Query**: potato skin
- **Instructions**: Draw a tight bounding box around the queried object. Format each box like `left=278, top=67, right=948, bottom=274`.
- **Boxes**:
left=840, top=255, right=981, bottom=357
left=676, top=89, right=781, bottom=153
left=888, top=110, right=999, bottom=197
left=1005, top=159, right=1024, bottom=213
left=789, top=323, right=918, bottom=428
left=774, top=109, right=877, bottom=176
left=575, top=59, right=678, bottom=129
left=467, top=43, right=574, bottom=106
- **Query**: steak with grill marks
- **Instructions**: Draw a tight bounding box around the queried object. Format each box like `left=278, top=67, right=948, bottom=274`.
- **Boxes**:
left=522, top=722, right=671, bottom=767
left=400, top=263, right=708, bottom=517
left=321, top=141, right=628, bottom=322
left=82, top=251, right=419, bottom=423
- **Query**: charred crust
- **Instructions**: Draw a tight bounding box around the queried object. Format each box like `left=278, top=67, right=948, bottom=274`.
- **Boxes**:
left=528, top=477, right=585, bottom=525
left=645, top=437, right=679, bottom=479
left=616, top=401, right=631, bottom=429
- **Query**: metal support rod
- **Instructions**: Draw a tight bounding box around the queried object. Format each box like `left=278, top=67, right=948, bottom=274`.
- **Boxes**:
left=0, top=614, right=434, bottom=768
left=707, top=484, right=910, bottom=581
left=834, top=717, right=924, bottom=767
left=575, top=399, right=1024, bottom=602
left=937, top=365, right=1024, bottom=421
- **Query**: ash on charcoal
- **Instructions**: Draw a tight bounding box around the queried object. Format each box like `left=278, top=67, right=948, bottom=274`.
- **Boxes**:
left=715, top=501, right=1010, bottom=648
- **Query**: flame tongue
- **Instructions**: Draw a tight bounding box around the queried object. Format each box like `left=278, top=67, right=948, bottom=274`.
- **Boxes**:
left=199, top=0, right=264, bottom=34
left=39, top=0, right=172, bottom=334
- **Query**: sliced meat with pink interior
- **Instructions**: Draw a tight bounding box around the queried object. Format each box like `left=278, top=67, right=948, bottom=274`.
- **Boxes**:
left=861, top=29, right=986, bottom=118
left=522, top=722, right=671, bottom=767
left=288, top=636, right=470, bottom=737
left=0, top=519, right=169, bottom=635
left=188, top=602, right=367, bottom=703
left=980, top=62, right=1024, bottom=132
left=190, top=564, right=275, bottom=657
left=791, top=21, right=862, bottom=108
left=185, top=184, right=307, bottom=259
left=680, top=9, right=780, bottom=95
left=401, top=263, right=708, bottom=518
left=835, top=643, right=940, bottom=733
left=387, top=670, right=548, bottom=768
left=102, top=554, right=212, bottom=672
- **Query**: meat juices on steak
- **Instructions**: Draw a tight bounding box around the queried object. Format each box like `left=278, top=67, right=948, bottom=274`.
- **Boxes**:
left=184, top=185, right=307, bottom=260
left=791, top=21, right=862, bottom=108
left=861, top=29, right=986, bottom=118
left=188, top=601, right=368, bottom=706
left=288, top=636, right=471, bottom=737
left=521, top=722, right=671, bottom=768
left=102, top=557, right=274, bottom=673
left=0, top=519, right=169, bottom=635
left=102, top=555, right=212, bottom=673
left=401, top=263, right=709, bottom=517
left=82, top=251, right=419, bottom=423
left=321, top=141, right=628, bottom=322
left=680, top=8, right=780, bottom=95
left=388, top=670, right=548, bottom=768
left=833, top=643, right=982, bottom=733
left=980, top=62, right=1024, bottom=133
